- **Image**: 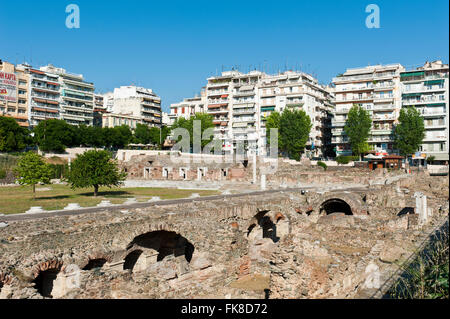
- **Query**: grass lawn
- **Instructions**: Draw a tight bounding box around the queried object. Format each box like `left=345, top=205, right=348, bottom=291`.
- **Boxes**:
left=0, top=184, right=219, bottom=215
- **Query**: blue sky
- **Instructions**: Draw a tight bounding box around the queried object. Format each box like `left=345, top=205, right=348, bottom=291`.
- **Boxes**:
left=1, top=0, right=448, bottom=112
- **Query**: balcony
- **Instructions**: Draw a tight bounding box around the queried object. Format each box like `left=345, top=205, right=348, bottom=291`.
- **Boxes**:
left=423, top=135, right=447, bottom=142
left=334, top=108, right=350, bottom=114
left=233, top=91, right=255, bottom=97
left=208, top=108, right=228, bottom=115
left=207, top=82, right=230, bottom=88
left=373, top=115, right=396, bottom=121
left=337, top=85, right=373, bottom=92
left=333, top=74, right=374, bottom=83
left=371, top=129, right=392, bottom=135
left=62, top=78, right=94, bottom=89
left=373, top=104, right=395, bottom=111
left=208, top=99, right=229, bottom=105
left=32, top=84, right=60, bottom=94
left=233, top=108, right=255, bottom=115
left=373, top=95, right=394, bottom=102
left=336, top=95, right=373, bottom=103
left=373, top=83, right=395, bottom=90
left=425, top=124, right=447, bottom=130
left=421, top=111, right=447, bottom=118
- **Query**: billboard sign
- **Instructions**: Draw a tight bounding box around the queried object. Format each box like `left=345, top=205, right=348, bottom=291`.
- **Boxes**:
left=0, top=71, right=17, bottom=103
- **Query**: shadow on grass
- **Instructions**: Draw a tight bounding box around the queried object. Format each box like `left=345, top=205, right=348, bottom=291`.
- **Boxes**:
left=32, top=190, right=131, bottom=200
left=78, top=190, right=131, bottom=197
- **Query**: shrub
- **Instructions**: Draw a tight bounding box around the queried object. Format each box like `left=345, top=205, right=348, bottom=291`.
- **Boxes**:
left=0, top=168, right=6, bottom=179
left=427, top=156, right=435, bottom=163
left=317, top=161, right=327, bottom=171
left=336, top=155, right=359, bottom=165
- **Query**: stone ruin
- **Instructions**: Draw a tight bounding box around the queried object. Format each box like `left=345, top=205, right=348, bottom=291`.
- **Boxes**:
left=0, top=171, right=447, bottom=299
left=120, top=153, right=408, bottom=189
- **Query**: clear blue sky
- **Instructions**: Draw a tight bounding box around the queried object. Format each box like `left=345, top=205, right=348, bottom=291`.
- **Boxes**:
left=1, top=0, right=448, bottom=112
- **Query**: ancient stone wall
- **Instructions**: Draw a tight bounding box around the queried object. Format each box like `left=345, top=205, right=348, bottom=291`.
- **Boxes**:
left=0, top=174, right=447, bottom=299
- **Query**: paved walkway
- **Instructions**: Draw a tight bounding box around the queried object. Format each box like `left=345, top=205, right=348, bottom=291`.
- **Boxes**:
left=1, top=186, right=368, bottom=222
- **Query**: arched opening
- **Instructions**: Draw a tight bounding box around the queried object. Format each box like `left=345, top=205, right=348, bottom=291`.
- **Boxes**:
left=247, top=211, right=279, bottom=243
left=33, top=269, right=60, bottom=298
left=124, top=231, right=195, bottom=272
left=83, top=258, right=107, bottom=270
left=397, top=207, right=415, bottom=217
left=123, top=250, right=143, bottom=271
left=320, top=199, right=353, bottom=215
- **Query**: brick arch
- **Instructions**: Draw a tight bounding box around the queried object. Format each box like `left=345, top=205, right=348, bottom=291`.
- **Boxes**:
left=120, top=222, right=187, bottom=249
left=81, top=251, right=113, bottom=270
left=0, top=272, right=13, bottom=287
left=311, top=193, right=368, bottom=215
left=31, top=259, right=64, bottom=279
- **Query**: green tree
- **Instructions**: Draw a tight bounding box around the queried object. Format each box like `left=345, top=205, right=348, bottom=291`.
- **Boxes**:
left=344, top=105, right=372, bottom=160
left=394, top=106, right=425, bottom=158
left=266, top=111, right=282, bottom=149
left=67, top=150, right=126, bottom=196
left=0, top=116, right=28, bottom=152
left=134, top=123, right=151, bottom=144
left=279, top=109, right=312, bottom=161
left=171, top=113, right=214, bottom=150
left=33, top=119, right=74, bottom=153
left=14, top=151, right=53, bottom=199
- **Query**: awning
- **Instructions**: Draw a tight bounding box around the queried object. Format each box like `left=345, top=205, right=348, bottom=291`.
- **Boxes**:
left=424, top=79, right=444, bottom=85
left=31, top=69, right=45, bottom=75
left=402, top=93, right=422, bottom=97
left=401, top=71, right=424, bottom=77
left=33, top=97, right=59, bottom=105
left=220, top=94, right=228, bottom=98
left=261, top=106, right=275, bottom=111
left=233, top=122, right=247, bottom=128
left=32, top=107, right=58, bottom=113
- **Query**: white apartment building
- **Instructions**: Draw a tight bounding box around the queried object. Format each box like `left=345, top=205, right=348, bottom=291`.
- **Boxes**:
left=169, top=91, right=206, bottom=125
left=40, top=64, right=95, bottom=126
left=258, top=71, right=334, bottom=157
left=332, top=64, right=405, bottom=155
left=27, top=67, right=61, bottom=126
left=400, top=60, right=449, bottom=162
left=169, top=70, right=334, bottom=157
left=111, top=86, right=162, bottom=127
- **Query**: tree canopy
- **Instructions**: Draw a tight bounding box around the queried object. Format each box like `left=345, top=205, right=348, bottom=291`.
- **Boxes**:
left=394, top=106, right=425, bottom=157
left=279, top=109, right=312, bottom=161
left=344, top=105, right=372, bottom=160
left=14, top=151, right=53, bottom=199
left=66, top=149, right=126, bottom=196
left=171, top=113, right=214, bottom=150
left=0, top=116, right=29, bottom=152
left=33, top=119, right=75, bottom=153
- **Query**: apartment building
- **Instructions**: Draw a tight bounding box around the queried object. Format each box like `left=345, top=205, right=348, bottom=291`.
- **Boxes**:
left=0, top=60, right=30, bottom=127
left=332, top=64, right=405, bottom=155
left=93, top=93, right=107, bottom=127
left=102, top=112, right=143, bottom=129
left=169, top=91, right=206, bottom=125
left=258, top=71, right=334, bottom=157
left=169, top=70, right=334, bottom=156
left=229, top=71, right=263, bottom=155
left=28, top=67, right=61, bottom=127
left=400, top=60, right=449, bottom=162
left=111, top=86, right=162, bottom=127
left=39, top=64, right=95, bottom=126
